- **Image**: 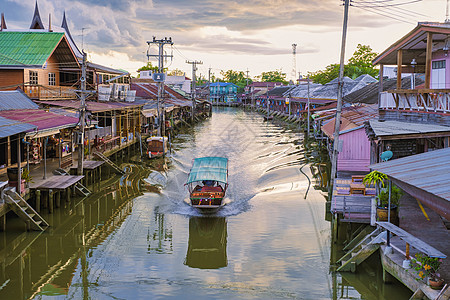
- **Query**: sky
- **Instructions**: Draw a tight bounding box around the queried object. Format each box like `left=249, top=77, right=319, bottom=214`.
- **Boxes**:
left=0, top=0, right=446, bottom=80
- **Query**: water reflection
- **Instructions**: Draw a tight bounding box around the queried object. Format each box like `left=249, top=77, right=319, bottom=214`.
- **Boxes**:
left=185, top=217, right=227, bottom=269
left=0, top=164, right=143, bottom=300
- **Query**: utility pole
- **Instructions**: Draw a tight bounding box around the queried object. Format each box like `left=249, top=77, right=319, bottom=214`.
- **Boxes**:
left=147, top=37, right=173, bottom=136
left=266, top=82, right=270, bottom=118
left=186, top=60, right=203, bottom=122
left=307, top=75, right=311, bottom=138
left=208, top=67, right=211, bottom=103
left=330, top=0, right=350, bottom=193
left=77, top=52, right=87, bottom=175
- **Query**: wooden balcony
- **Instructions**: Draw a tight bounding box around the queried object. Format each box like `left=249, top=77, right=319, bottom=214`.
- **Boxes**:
left=22, top=85, right=77, bottom=100
left=380, top=89, right=450, bottom=114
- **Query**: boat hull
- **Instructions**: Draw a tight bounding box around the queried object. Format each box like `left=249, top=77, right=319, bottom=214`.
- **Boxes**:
left=190, top=197, right=224, bottom=213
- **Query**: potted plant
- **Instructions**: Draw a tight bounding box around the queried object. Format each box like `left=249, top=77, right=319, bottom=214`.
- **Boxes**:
left=376, top=185, right=402, bottom=224
left=411, top=253, right=445, bottom=289
left=363, top=170, right=387, bottom=190
left=364, top=171, right=402, bottom=223
left=21, top=168, right=33, bottom=185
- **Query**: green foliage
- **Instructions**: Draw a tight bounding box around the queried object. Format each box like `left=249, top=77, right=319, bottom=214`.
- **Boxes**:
left=256, top=70, right=288, bottom=84
left=220, top=70, right=252, bottom=92
left=21, top=169, right=33, bottom=183
left=137, top=62, right=160, bottom=76
left=363, top=170, right=387, bottom=188
left=377, top=185, right=402, bottom=207
left=411, top=253, right=443, bottom=281
left=196, top=75, right=208, bottom=86
left=309, top=44, right=379, bottom=84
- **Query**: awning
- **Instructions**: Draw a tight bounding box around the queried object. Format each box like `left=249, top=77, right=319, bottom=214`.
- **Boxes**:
left=370, top=147, right=450, bottom=220
left=187, top=157, right=228, bottom=184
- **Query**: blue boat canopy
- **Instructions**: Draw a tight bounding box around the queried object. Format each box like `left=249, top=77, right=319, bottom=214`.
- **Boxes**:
left=187, top=157, right=228, bottom=184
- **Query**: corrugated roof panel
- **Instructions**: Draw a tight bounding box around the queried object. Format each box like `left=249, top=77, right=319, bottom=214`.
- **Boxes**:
left=370, top=147, right=450, bottom=201
left=0, top=109, right=78, bottom=131
left=369, top=120, right=450, bottom=136
left=0, top=90, right=39, bottom=110
left=0, top=116, right=36, bottom=138
left=0, top=32, right=63, bottom=66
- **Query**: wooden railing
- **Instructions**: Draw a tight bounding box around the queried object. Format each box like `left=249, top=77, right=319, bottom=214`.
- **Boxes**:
left=22, top=85, right=77, bottom=100
left=380, top=89, right=450, bottom=113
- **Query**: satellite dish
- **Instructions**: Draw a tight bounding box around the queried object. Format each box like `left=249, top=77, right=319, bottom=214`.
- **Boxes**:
left=380, top=151, right=393, bottom=162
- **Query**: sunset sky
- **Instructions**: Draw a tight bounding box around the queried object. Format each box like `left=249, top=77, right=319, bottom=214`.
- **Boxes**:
left=0, top=0, right=446, bottom=79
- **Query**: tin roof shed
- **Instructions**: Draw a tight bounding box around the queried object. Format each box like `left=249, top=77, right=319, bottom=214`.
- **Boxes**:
left=370, top=147, right=450, bottom=220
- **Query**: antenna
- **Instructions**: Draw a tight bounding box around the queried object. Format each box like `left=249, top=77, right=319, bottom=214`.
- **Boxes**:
left=446, top=0, right=450, bottom=22
left=291, top=44, right=297, bottom=83
left=81, top=27, right=88, bottom=51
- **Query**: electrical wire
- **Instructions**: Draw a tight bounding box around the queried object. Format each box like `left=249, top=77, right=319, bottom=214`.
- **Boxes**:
left=350, top=0, right=423, bottom=7
left=354, top=0, right=431, bottom=19
left=353, top=5, right=417, bottom=24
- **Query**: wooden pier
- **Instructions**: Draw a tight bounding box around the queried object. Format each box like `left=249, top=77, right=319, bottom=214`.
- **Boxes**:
left=331, top=177, right=375, bottom=224
left=30, top=175, right=85, bottom=214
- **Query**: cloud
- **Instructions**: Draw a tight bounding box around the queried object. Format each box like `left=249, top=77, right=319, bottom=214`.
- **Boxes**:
left=0, top=0, right=390, bottom=73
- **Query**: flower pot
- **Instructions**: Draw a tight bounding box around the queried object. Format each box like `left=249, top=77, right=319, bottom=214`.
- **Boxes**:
left=377, top=205, right=399, bottom=225
left=428, top=278, right=444, bottom=290
left=7, top=167, right=22, bottom=182
left=8, top=179, right=26, bottom=194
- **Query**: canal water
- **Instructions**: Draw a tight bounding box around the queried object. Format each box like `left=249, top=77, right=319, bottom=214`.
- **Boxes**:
left=0, top=108, right=412, bottom=299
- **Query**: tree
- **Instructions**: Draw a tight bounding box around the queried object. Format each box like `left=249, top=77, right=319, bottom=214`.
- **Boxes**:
left=137, top=62, right=159, bottom=74
left=309, top=44, right=379, bottom=84
left=256, top=70, right=288, bottom=84
left=220, top=70, right=251, bottom=92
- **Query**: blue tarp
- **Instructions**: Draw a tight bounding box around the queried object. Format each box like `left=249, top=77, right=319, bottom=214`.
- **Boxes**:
left=187, top=157, right=228, bottom=184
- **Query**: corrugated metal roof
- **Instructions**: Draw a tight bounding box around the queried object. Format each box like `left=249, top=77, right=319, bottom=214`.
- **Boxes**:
left=369, top=119, right=450, bottom=137
left=0, top=90, right=39, bottom=110
left=0, top=32, right=63, bottom=66
left=36, top=100, right=143, bottom=113
left=369, top=147, right=450, bottom=202
left=0, top=116, right=36, bottom=138
left=343, top=76, right=425, bottom=104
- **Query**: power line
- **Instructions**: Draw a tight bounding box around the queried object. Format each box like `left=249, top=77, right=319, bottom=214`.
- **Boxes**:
left=350, top=0, right=423, bottom=8
left=354, top=0, right=431, bottom=19
left=353, top=5, right=416, bottom=24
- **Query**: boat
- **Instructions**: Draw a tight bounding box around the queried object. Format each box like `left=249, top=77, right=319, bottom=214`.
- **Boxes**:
left=186, top=157, right=228, bottom=212
left=263, top=115, right=273, bottom=121
left=146, top=136, right=168, bottom=159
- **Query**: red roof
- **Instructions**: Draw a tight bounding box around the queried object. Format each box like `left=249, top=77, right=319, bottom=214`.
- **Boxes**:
left=131, top=83, right=187, bottom=101
left=0, top=109, right=78, bottom=131
left=36, top=100, right=143, bottom=113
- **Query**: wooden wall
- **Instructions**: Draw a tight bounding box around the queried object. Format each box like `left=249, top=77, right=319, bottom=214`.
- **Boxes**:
left=338, top=127, right=371, bottom=172
left=0, top=69, right=24, bottom=90
left=23, top=55, right=60, bottom=86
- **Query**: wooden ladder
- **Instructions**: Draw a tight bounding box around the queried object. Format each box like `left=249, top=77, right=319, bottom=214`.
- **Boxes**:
left=75, top=183, right=91, bottom=197
left=93, top=152, right=125, bottom=175
left=337, top=228, right=386, bottom=272
left=4, top=188, right=49, bottom=231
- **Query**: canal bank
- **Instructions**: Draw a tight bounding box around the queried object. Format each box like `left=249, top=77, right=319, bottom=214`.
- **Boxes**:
left=251, top=98, right=450, bottom=299
left=0, top=107, right=414, bottom=299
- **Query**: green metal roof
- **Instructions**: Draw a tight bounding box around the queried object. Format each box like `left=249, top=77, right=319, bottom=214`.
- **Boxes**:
left=187, top=157, right=228, bottom=184
left=0, top=32, right=64, bottom=67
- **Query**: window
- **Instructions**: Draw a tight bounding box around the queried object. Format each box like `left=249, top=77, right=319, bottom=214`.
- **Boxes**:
left=432, top=60, right=446, bottom=69
left=29, top=71, right=38, bottom=85
left=48, top=73, right=56, bottom=86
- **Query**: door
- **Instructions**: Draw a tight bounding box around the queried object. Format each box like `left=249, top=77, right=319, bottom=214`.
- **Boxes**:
left=431, top=60, right=446, bottom=89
